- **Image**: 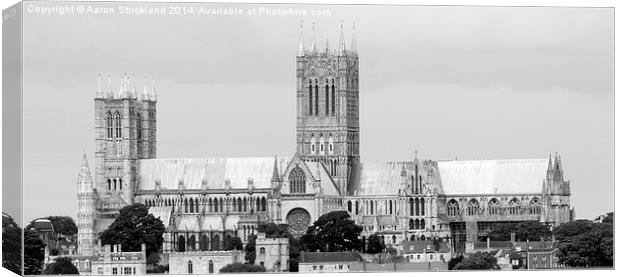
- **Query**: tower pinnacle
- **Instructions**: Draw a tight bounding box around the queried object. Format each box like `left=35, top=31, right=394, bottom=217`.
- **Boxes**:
left=338, top=20, right=346, bottom=55
left=297, top=21, right=305, bottom=56
left=311, top=22, right=317, bottom=53
left=351, top=22, right=357, bottom=53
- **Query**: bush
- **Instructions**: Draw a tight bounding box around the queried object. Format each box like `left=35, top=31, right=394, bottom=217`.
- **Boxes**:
left=219, top=263, right=266, bottom=273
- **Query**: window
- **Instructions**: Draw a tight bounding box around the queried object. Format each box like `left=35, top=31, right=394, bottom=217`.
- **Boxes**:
left=529, top=198, right=541, bottom=214
left=314, top=81, right=319, bottom=115
left=509, top=198, right=520, bottom=215
left=289, top=166, right=306, bottom=194
left=112, top=268, right=118, bottom=275
left=319, top=265, right=324, bottom=270
left=409, top=198, right=414, bottom=216
left=259, top=247, right=266, bottom=254
left=208, top=260, right=214, bottom=273
left=261, top=197, right=267, bottom=212
left=114, top=112, right=122, bottom=139
left=331, top=80, right=336, bottom=115
left=308, top=80, right=313, bottom=115
left=447, top=199, right=459, bottom=216
left=347, top=201, right=352, bottom=212
left=415, top=198, right=420, bottom=216
left=106, top=112, right=114, bottom=138
left=430, top=255, right=434, bottom=260
left=325, top=84, right=330, bottom=116
left=313, top=265, right=317, bottom=270
left=420, top=198, right=425, bottom=216
left=188, top=261, right=193, bottom=274
left=310, top=136, right=316, bottom=154
left=136, top=113, right=142, bottom=140
left=119, top=179, right=123, bottom=190
left=467, top=199, right=480, bottom=215
left=488, top=198, right=500, bottom=215
left=338, top=265, right=343, bottom=270
left=177, top=235, right=186, bottom=252
left=260, top=262, right=265, bottom=267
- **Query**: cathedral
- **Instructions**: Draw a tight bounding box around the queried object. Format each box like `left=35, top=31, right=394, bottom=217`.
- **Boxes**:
left=76, top=25, right=573, bottom=260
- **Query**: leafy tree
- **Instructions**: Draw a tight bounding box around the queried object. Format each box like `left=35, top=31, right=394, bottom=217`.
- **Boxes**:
left=229, top=237, right=243, bottom=250
left=50, top=248, right=60, bottom=256
left=99, top=203, right=165, bottom=266
left=244, top=235, right=257, bottom=264
left=448, top=255, right=464, bottom=270
left=300, top=211, right=362, bottom=252
left=386, top=246, right=397, bottom=256
left=219, top=263, right=266, bottom=273
left=2, top=213, right=22, bottom=275
left=486, top=221, right=551, bottom=241
left=452, top=252, right=498, bottom=270
left=554, top=219, right=613, bottom=267
left=601, top=212, right=613, bottom=224
left=366, top=234, right=385, bottom=254
left=43, top=257, right=79, bottom=275
left=24, top=228, right=46, bottom=275
left=46, top=216, right=78, bottom=236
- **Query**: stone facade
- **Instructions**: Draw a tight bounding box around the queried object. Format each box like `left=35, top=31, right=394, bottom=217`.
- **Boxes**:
left=77, top=26, right=573, bottom=261
left=168, top=250, right=243, bottom=274
left=254, top=233, right=289, bottom=272
left=89, top=243, right=147, bottom=275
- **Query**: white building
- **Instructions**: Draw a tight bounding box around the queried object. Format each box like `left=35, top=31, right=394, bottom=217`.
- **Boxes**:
left=298, top=252, right=363, bottom=273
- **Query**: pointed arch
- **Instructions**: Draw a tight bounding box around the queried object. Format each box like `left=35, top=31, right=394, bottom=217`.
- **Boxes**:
left=408, top=219, right=414, bottom=230
left=467, top=199, right=480, bottom=216
left=188, top=235, right=196, bottom=251
left=214, top=198, right=219, bottom=213
left=114, top=111, right=122, bottom=139
left=136, top=112, right=142, bottom=141
left=106, top=112, right=114, bottom=139
left=325, top=83, right=330, bottom=116
left=415, top=198, right=420, bottom=216
left=177, top=235, right=186, bottom=252
left=447, top=199, right=459, bottom=216
left=331, top=79, right=336, bottom=115
left=420, top=198, right=425, bottom=216
left=212, top=234, right=220, bottom=251
left=189, top=198, right=194, bottom=213
left=290, top=166, right=306, bottom=194
left=308, top=79, right=313, bottom=115
left=509, top=198, right=520, bottom=215
left=261, top=197, right=267, bottom=212
left=529, top=197, right=541, bottom=214
left=347, top=201, right=352, bottom=212
left=200, top=235, right=209, bottom=251
left=314, top=80, right=319, bottom=115
left=488, top=198, right=500, bottom=215
left=409, top=198, right=414, bottom=216
left=420, top=219, right=425, bottom=230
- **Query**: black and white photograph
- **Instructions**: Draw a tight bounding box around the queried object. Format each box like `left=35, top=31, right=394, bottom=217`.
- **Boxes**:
left=1, top=0, right=615, bottom=275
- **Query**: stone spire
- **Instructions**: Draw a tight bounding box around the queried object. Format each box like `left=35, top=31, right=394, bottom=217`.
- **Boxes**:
left=271, top=155, right=280, bottom=183
left=117, top=75, right=124, bottom=99
left=150, top=77, right=157, bottom=101
left=131, top=73, right=137, bottom=98
left=77, top=151, right=93, bottom=185
left=142, top=76, right=149, bottom=101
left=297, top=21, right=305, bottom=56
left=310, top=22, right=317, bottom=53
left=338, top=20, right=346, bottom=55
left=350, top=22, right=357, bottom=53
left=107, top=74, right=112, bottom=98
left=325, top=37, right=330, bottom=54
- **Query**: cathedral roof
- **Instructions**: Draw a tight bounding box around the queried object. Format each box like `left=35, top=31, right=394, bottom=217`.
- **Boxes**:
left=348, top=161, right=413, bottom=196
left=148, top=206, right=172, bottom=228
left=137, top=157, right=289, bottom=191
left=436, top=159, right=549, bottom=195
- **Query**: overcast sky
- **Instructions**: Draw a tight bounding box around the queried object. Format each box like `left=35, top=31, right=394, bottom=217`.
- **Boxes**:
left=20, top=2, right=613, bottom=223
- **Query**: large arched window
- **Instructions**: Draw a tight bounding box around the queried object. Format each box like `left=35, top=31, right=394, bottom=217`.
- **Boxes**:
left=415, top=198, right=420, bottom=216
left=189, top=198, right=194, bottom=213
left=488, top=198, right=500, bottom=215
left=389, top=200, right=393, bottom=215
left=136, top=113, right=142, bottom=140
left=509, top=198, right=520, bottom=215
left=114, top=112, right=122, bottom=139
left=314, top=80, right=319, bottom=115
left=408, top=219, right=414, bottom=230
left=420, top=219, right=426, bottom=230
left=310, top=135, right=316, bottom=154
left=208, top=260, right=214, bottom=273
left=467, top=199, right=480, bottom=215
left=409, top=198, right=414, bottom=216
left=414, top=219, right=420, bottom=229
left=447, top=199, right=459, bottom=216
left=212, top=235, right=220, bottom=251
left=331, top=80, right=336, bottom=115
left=261, top=197, right=267, bottom=212
left=289, top=166, right=306, bottom=194
left=106, top=112, right=114, bottom=139
left=200, top=235, right=209, bottom=251
left=325, top=83, right=330, bottom=116
left=370, top=201, right=374, bottom=215
left=188, top=261, right=193, bottom=274
left=214, top=198, right=219, bottom=213
left=529, top=198, right=541, bottom=214
left=347, top=201, right=352, bottom=212
left=420, top=198, right=425, bottom=216
left=177, top=235, right=186, bottom=252
left=308, top=80, right=313, bottom=115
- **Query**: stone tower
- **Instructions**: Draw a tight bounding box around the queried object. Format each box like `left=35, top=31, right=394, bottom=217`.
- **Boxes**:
left=295, top=22, right=360, bottom=195
left=76, top=152, right=97, bottom=255
left=93, top=74, right=157, bottom=207
left=542, top=153, right=572, bottom=226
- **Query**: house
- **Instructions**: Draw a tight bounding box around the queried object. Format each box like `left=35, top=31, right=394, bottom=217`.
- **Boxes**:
left=401, top=240, right=451, bottom=263
left=298, top=252, right=363, bottom=273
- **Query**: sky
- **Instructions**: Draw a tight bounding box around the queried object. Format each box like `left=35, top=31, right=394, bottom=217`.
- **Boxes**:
left=19, top=2, right=613, bottom=224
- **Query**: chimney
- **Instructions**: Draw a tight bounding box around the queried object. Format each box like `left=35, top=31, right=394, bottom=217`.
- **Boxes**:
left=141, top=243, right=146, bottom=255
left=510, top=233, right=516, bottom=243
left=98, top=239, right=102, bottom=248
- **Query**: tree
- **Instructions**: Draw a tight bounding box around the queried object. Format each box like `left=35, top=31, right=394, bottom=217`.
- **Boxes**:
left=365, top=234, right=385, bottom=254
left=24, top=228, right=46, bottom=275
left=448, top=255, right=464, bottom=270
left=99, top=203, right=165, bottom=266
left=601, top=212, right=613, bottom=224
left=219, top=263, right=266, bottom=273
left=46, top=216, right=78, bottom=236
left=300, top=211, right=362, bottom=252
left=43, top=257, right=80, bottom=275
left=554, top=219, right=613, bottom=267
left=229, top=237, right=243, bottom=250
left=486, top=221, right=551, bottom=241
left=452, top=252, right=498, bottom=270
left=244, top=235, right=257, bottom=264
left=2, top=213, right=22, bottom=275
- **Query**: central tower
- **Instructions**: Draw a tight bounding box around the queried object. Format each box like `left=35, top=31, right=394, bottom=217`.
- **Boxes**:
left=295, top=23, right=360, bottom=195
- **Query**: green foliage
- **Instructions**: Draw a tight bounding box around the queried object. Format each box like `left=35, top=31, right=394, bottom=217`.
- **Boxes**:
left=386, top=246, right=398, bottom=256
left=46, top=216, right=78, bottom=236
left=300, top=211, right=362, bottom=252
left=24, top=228, right=46, bottom=275
left=99, top=203, right=165, bottom=266
left=219, top=263, right=266, bottom=273
left=244, top=235, right=257, bottom=264
left=43, top=257, right=80, bottom=275
left=448, top=255, right=464, bottom=270
left=50, top=248, right=60, bottom=256
left=553, top=218, right=613, bottom=267
left=2, top=214, right=22, bottom=275
left=486, top=221, right=551, bottom=241
left=230, top=237, right=243, bottom=250
left=366, top=234, right=385, bottom=254
left=601, top=212, right=613, bottom=224
left=452, top=252, right=498, bottom=270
